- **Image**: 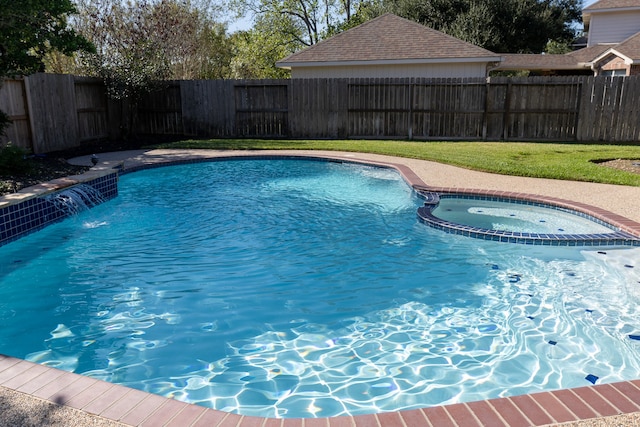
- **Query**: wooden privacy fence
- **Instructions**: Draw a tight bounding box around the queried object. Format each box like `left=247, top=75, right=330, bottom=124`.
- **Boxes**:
left=1, top=75, right=639, bottom=153
left=0, top=74, right=112, bottom=153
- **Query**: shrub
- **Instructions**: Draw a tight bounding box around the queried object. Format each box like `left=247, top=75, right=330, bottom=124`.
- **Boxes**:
left=0, top=110, right=9, bottom=136
left=0, top=143, right=31, bottom=176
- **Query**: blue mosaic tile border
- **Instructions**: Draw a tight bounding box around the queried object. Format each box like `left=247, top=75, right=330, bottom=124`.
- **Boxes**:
left=417, top=192, right=640, bottom=247
left=0, top=172, right=118, bottom=247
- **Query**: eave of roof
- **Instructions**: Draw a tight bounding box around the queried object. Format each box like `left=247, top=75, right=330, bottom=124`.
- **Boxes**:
left=276, top=13, right=500, bottom=68
left=599, top=49, right=635, bottom=63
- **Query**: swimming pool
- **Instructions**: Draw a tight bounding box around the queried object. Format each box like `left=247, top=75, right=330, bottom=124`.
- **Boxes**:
left=1, top=158, right=639, bottom=418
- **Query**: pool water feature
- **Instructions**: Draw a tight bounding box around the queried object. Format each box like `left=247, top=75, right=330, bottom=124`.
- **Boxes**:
left=433, top=197, right=614, bottom=234
left=46, top=183, right=107, bottom=216
left=1, top=159, right=639, bottom=419
left=418, top=193, right=638, bottom=246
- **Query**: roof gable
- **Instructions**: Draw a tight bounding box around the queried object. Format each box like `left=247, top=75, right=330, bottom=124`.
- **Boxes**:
left=614, top=30, right=640, bottom=60
left=277, top=14, right=499, bottom=67
left=594, top=31, right=640, bottom=62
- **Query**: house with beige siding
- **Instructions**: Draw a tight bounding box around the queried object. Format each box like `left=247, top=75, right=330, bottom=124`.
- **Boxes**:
left=494, top=0, right=640, bottom=76
left=583, top=0, right=640, bottom=76
left=276, top=14, right=502, bottom=79
left=584, top=0, right=640, bottom=46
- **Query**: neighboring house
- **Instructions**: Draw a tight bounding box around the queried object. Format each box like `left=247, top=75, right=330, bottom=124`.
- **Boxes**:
left=494, top=0, right=640, bottom=76
left=584, top=0, right=640, bottom=46
left=583, top=0, right=640, bottom=76
left=276, top=14, right=502, bottom=79
left=589, top=32, right=640, bottom=76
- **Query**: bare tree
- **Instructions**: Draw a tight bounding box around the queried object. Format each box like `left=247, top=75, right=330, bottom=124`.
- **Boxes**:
left=233, top=0, right=344, bottom=47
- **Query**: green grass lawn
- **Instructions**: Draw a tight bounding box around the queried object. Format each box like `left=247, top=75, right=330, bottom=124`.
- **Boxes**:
left=153, top=139, right=640, bottom=186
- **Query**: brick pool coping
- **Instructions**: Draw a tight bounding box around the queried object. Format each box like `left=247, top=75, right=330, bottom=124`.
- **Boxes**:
left=2, top=149, right=640, bottom=425
left=2, top=353, right=640, bottom=426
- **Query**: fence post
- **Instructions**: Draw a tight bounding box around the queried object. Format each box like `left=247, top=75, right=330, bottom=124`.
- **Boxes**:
left=408, top=80, right=413, bottom=140
left=23, top=76, right=37, bottom=152
left=502, top=81, right=512, bottom=140
left=482, top=78, right=489, bottom=140
left=573, top=79, right=583, bottom=141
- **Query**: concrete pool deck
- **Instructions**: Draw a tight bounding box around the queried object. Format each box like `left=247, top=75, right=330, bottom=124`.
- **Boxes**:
left=2, top=149, right=640, bottom=426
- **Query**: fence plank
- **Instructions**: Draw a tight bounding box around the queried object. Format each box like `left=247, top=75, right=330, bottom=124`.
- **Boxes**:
left=615, top=77, right=639, bottom=141
left=136, top=83, right=182, bottom=135
left=289, top=78, right=348, bottom=138
left=75, top=77, right=109, bottom=143
left=0, top=78, right=32, bottom=151
left=181, top=80, right=235, bottom=137
left=626, top=77, right=640, bottom=140
left=25, top=74, right=79, bottom=153
left=234, top=81, right=289, bottom=137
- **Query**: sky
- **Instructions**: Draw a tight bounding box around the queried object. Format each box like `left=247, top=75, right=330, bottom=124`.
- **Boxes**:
left=228, top=15, right=252, bottom=33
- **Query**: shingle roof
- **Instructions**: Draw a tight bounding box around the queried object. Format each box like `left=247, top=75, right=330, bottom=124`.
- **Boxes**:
left=498, top=54, right=586, bottom=70
left=276, top=14, right=500, bottom=67
left=566, top=44, right=612, bottom=62
left=612, top=31, right=640, bottom=60
left=584, top=0, right=640, bottom=11
left=495, top=32, right=640, bottom=72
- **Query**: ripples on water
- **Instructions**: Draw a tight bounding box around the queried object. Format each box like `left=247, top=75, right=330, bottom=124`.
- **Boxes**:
left=0, top=159, right=639, bottom=418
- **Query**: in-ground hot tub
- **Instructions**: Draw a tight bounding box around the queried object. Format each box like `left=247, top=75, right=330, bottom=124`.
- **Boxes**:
left=417, top=192, right=640, bottom=246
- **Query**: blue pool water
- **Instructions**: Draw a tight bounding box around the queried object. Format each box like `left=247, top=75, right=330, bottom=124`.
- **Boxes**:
left=1, top=159, right=640, bottom=418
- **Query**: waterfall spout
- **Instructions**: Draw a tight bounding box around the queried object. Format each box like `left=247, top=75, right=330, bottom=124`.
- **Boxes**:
left=46, top=184, right=106, bottom=216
